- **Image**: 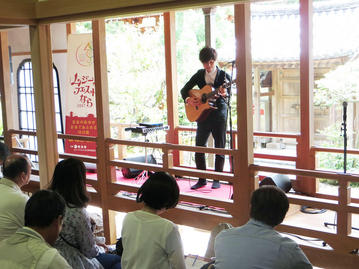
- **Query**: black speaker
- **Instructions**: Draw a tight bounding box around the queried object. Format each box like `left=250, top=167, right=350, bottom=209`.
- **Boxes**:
left=121, top=154, right=157, bottom=178
left=259, top=174, right=292, bottom=193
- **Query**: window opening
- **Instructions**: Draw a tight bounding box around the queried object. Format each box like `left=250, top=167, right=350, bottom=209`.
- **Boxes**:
left=17, top=59, right=64, bottom=163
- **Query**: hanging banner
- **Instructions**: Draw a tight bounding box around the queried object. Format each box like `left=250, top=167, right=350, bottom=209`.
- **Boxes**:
left=64, top=34, right=97, bottom=156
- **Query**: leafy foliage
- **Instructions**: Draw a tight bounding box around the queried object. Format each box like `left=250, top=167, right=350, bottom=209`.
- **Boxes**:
left=316, top=123, right=359, bottom=186
left=314, top=58, right=359, bottom=107
left=106, top=19, right=166, bottom=124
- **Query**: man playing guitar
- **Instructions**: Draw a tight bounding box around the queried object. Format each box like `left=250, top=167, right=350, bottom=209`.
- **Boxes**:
left=180, top=46, right=231, bottom=189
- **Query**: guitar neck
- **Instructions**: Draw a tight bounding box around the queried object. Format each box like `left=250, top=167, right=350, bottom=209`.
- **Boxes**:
left=207, top=82, right=229, bottom=99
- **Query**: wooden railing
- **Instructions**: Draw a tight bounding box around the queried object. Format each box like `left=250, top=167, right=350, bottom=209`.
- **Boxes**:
left=177, top=126, right=300, bottom=163
left=250, top=164, right=359, bottom=268
left=6, top=127, right=359, bottom=268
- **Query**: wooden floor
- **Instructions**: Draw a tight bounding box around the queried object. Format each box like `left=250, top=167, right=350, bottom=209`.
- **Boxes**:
left=284, top=204, right=359, bottom=250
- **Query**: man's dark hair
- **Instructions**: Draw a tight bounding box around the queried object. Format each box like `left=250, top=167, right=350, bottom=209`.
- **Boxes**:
left=25, top=189, right=65, bottom=228
left=250, top=186, right=289, bottom=227
left=3, top=155, right=29, bottom=179
left=137, top=172, right=179, bottom=210
left=199, top=46, right=217, bottom=63
left=48, top=158, right=89, bottom=208
left=0, top=142, right=10, bottom=164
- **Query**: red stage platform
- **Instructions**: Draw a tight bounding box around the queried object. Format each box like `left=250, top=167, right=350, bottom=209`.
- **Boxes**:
left=87, top=170, right=233, bottom=201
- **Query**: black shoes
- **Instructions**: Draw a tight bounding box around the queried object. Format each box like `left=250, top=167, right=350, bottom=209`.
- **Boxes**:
left=211, top=180, right=221, bottom=189
left=191, top=179, right=221, bottom=189
left=191, top=179, right=207, bottom=189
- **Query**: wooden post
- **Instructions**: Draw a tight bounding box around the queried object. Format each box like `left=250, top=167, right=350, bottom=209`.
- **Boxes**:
left=337, top=180, right=351, bottom=236
left=234, top=3, right=254, bottom=225
left=295, top=0, right=316, bottom=195
left=92, top=19, right=116, bottom=244
left=66, top=23, right=76, bottom=36
left=29, top=25, right=58, bottom=188
left=203, top=7, right=216, bottom=48
left=164, top=12, right=179, bottom=166
left=0, top=31, right=13, bottom=147
left=203, top=7, right=216, bottom=168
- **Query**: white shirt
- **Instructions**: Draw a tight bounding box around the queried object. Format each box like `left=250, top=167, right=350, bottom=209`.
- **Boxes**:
left=205, top=66, right=218, bottom=85
left=0, top=178, right=29, bottom=242
left=121, top=210, right=186, bottom=269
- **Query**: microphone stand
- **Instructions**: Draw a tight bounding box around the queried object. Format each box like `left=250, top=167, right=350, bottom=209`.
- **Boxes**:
left=342, top=101, right=348, bottom=173
left=322, top=102, right=359, bottom=243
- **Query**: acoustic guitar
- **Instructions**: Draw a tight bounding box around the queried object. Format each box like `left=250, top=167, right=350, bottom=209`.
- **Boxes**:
left=185, top=83, right=230, bottom=122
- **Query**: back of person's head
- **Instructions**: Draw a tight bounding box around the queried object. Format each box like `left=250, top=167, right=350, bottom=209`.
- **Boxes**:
left=48, top=158, right=89, bottom=208
left=199, top=46, right=217, bottom=63
left=136, top=172, right=179, bottom=210
left=250, top=186, right=289, bottom=227
left=2, top=154, right=30, bottom=180
left=0, top=141, right=10, bottom=164
left=25, top=189, right=65, bottom=228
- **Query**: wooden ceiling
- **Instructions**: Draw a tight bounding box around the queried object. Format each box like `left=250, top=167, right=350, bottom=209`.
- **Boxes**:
left=0, top=0, right=260, bottom=25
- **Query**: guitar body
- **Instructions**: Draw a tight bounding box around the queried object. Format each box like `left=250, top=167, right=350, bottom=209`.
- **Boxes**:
left=185, top=85, right=216, bottom=122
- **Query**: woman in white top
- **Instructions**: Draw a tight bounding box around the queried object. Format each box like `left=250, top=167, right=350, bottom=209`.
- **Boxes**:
left=121, top=172, right=186, bottom=269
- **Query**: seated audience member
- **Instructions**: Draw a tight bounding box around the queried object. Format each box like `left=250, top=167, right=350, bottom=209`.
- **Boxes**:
left=214, top=186, right=313, bottom=269
left=121, top=172, right=186, bottom=269
left=49, top=158, right=121, bottom=269
left=0, top=189, right=72, bottom=268
left=0, top=154, right=31, bottom=241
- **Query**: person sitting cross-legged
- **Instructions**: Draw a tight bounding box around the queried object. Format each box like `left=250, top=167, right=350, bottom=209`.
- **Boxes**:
left=0, top=189, right=72, bottom=268
left=214, top=186, right=313, bottom=269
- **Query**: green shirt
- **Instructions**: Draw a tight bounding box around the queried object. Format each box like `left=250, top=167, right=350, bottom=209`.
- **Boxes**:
left=0, top=227, right=72, bottom=269
left=0, top=178, right=29, bottom=241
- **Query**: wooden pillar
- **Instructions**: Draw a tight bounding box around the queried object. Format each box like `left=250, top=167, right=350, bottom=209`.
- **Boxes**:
left=164, top=11, right=179, bottom=166
left=29, top=25, right=58, bottom=188
left=203, top=7, right=216, bottom=47
left=295, top=0, right=316, bottom=195
left=66, top=23, right=76, bottom=36
left=337, top=180, right=351, bottom=236
left=203, top=7, right=216, bottom=167
left=0, top=32, right=13, bottom=147
left=234, top=3, right=254, bottom=225
left=92, top=19, right=116, bottom=244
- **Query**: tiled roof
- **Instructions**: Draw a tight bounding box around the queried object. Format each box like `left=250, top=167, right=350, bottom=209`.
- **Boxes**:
left=219, top=0, right=359, bottom=64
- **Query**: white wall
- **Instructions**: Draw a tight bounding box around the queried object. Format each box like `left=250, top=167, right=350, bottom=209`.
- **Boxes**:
left=7, top=23, right=68, bottom=131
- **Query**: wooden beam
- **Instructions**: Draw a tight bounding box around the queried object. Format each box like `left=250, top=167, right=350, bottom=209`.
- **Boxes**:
left=92, top=19, right=117, bottom=244
left=0, top=0, right=35, bottom=22
left=29, top=24, right=59, bottom=188
left=0, top=18, right=36, bottom=26
left=36, top=0, right=245, bottom=24
left=234, top=3, right=254, bottom=225
left=12, top=49, right=67, bottom=57
left=66, top=23, right=76, bottom=36
left=0, top=31, right=14, bottom=146
left=295, top=0, right=316, bottom=195
left=163, top=11, right=179, bottom=165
